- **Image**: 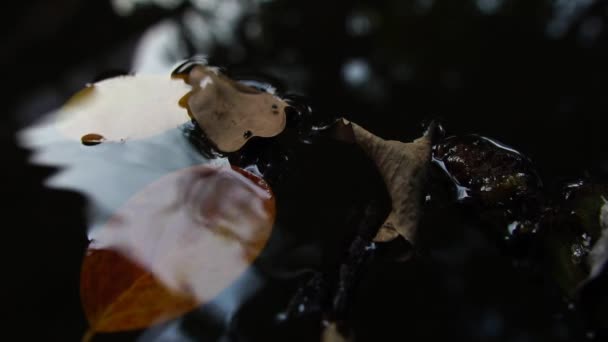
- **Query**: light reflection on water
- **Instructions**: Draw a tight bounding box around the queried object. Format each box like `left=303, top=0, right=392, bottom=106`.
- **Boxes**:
left=18, top=62, right=281, bottom=337
left=475, top=0, right=503, bottom=15
left=547, top=0, right=597, bottom=38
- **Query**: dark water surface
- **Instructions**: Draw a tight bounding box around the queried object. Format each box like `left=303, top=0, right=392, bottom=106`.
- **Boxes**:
left=3, top=1, right=608, bottom=341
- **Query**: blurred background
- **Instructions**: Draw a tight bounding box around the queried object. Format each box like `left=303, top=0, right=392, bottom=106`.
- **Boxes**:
left=3, top=0, right=608, bottom=181
left=2, top=0, right=608, bottom=341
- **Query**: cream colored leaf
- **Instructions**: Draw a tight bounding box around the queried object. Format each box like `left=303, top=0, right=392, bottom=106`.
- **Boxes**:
left=179, top=65, right=288, bottom=152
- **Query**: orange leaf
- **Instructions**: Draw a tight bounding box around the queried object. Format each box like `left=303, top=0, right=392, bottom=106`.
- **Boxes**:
left=80, top=248, right=198, bottom=333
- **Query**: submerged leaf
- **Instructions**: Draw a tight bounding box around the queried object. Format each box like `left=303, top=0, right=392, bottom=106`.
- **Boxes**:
left=539, top=182, right=608, bottom=295
left=80, top=249, right=198, bottom=333
left=81, top=165, right=275, bottom=333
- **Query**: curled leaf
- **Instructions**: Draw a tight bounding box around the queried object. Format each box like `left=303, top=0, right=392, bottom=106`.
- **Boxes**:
left=81, top=165, right=275, bottom=334
left=334, top=119, right=432, bottom=243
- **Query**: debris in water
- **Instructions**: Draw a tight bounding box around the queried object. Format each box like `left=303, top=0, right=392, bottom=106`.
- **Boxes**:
left=81, top=133, right=105, bottom=146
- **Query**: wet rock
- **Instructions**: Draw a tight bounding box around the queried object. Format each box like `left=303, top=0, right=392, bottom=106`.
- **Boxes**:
left=432, top=135, right=543, bottom=239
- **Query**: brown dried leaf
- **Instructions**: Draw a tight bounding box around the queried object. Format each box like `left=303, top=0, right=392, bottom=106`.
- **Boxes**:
left=334, top=119, right=432, bottom=243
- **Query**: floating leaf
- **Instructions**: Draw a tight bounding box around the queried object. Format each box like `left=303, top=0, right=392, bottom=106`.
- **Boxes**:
left=173, top=64, right=288, bottom=152
left=333, top=119, right=433, bottom=243
left=81, top=165, right=275, bottom=334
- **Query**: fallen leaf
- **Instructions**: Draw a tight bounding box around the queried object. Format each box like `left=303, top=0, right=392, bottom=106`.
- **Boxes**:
left=334, top=119, right=433, bottom=243
left=80, top=248, right=198, bottom=334
left=81, top=165, right=275, bottom=334
left=173, top=63, right=288, bottom=152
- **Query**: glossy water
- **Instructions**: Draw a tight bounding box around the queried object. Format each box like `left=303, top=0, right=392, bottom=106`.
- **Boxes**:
left=5, top=1, right=608, bottom=341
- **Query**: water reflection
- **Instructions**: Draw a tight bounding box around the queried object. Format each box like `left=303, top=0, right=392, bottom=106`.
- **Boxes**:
left=475, top=0, right=503, bottom=15
left=547, top=0, right=597, bottom=38
left=342, top=59, right=371, bottom=87
left=346, top=11, right=373, bottom=37
left=125, top=0, right=263, bottom=73
left=111, top=0, right=182, bottom=16
left=10, top=0, right=608, bottom=340
left=89, top=165, right=274, bottom=301
left=18, top=61, right=282, bottom=336
left=413, top=0, right=434, bottom=15
left=578, top=16, right=604, bottom=45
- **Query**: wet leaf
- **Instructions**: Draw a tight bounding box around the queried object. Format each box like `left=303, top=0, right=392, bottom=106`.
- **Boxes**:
left=80, top=248, right=198, bottom=333
left=81, top=165, right=275, bottom=334
left=563, top=182, right=607, bottom=242
left=542, top=183, right=607, bottom=295
left=334, top=119, right=433, bottom=243
left=175, top=64, right=288, bottom=152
